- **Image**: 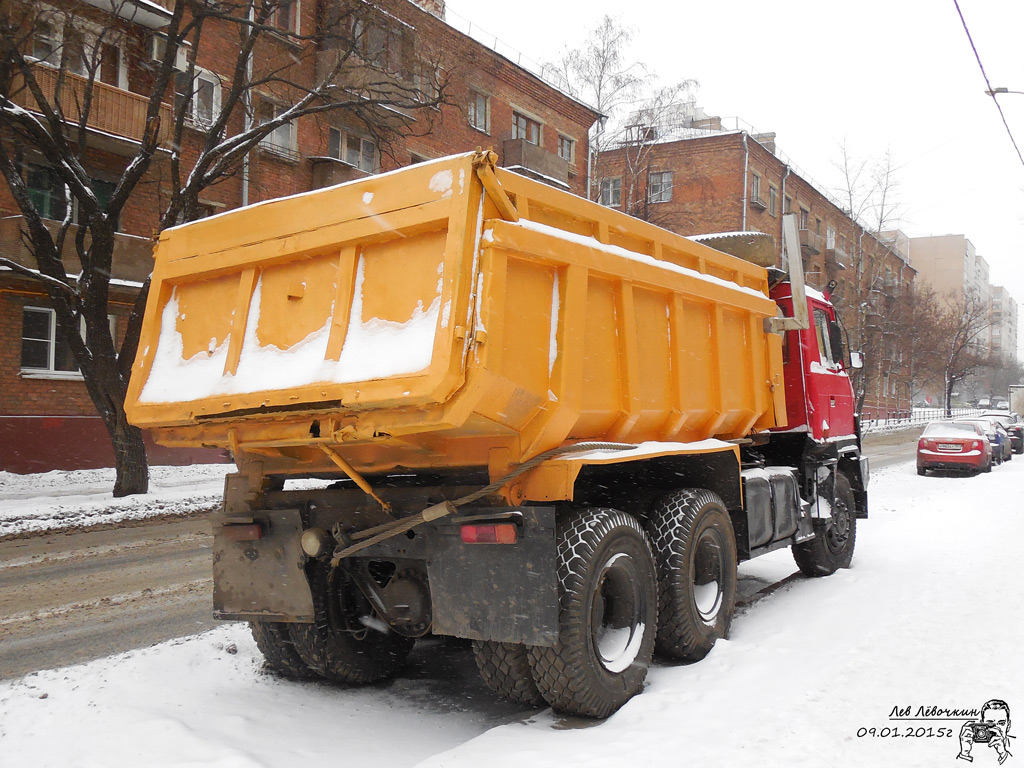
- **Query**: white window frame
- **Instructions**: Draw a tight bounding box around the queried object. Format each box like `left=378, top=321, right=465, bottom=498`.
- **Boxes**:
left=182, top=67, right=222, bottom=129
left=328, top=127, right=377, bottom=173
left=468, top=91, right=490, bottom=133
left=648, top=171, right=673, bottom=203
left=751, top=172, right=761, bottom=201
left=599, top=177, right=622, bottom=208
left=768, top=186, right=778, bottom=217
left=557, top=134, right=575, bottom=164
left=21, top=307, right=116, bottom=380
left=826, top=225, right=836, bottom=250
left=30, top=9, right=115, bottom=80
left=258, top=100, right=298, bottom=157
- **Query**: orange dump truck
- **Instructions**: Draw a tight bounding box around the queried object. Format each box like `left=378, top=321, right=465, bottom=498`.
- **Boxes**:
left=126, top=151, right=867, bottom=718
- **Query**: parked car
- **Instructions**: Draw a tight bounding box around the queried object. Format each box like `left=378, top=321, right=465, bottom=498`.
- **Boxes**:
left=955, top=419, right=1011, bottom=464
left=977, top=398, right=992, bottom=409
left=993, top=399, right=1010, bottom=410
left=917, top=420, right=992, bottom=476
left=981, top=412, right=1024, bottom=454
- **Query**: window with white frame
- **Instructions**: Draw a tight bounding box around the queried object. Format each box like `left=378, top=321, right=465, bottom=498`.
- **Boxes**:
left=468, top=91, right=489, bottom=133
left=21, top=307, right=116, bottom=377
left=599, top=177, right=622, bottom=208
left=751, top=172, right=761, bottom=201
left=769, top=186, right=778, bottom=217
left=328, top=127, right=376, bottom=173
left=30, top=11, right=103, bottom=78
left=826, top=225, right=836, bottom=250
left=512, top=111, right=540, bottom=145
left=648, top=171, right=673, bottom=203
left=177, top=68, right=222, bottom=129
left=557, top=135, right=575, bottom=163
left=258, top=100, right=296, bottom=156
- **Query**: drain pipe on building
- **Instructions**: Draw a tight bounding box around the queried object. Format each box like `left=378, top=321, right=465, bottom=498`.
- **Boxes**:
left=741, top=133, right=749, bottom=231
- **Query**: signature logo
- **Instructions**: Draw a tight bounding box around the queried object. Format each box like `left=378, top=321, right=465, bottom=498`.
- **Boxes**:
left=958, top=699, right=1013, bottom=765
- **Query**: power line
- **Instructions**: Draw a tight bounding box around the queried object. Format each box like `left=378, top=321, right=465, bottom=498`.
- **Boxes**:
left=953, top=0, right=1024, bottom=169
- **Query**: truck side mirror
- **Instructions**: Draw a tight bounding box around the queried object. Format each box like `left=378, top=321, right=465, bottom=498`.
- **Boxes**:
left=849, top=351, right=864, bottom=369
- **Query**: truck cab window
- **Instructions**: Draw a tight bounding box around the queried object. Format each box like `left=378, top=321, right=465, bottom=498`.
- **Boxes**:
left=813, top=308, right=834, bottom=367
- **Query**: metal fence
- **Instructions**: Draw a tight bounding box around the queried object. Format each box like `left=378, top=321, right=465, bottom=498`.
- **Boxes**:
left=861, top=408, right=985, bottom=433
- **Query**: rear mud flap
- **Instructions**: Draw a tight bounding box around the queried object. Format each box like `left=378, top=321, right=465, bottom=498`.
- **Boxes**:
left=212, top=508, right=315, bottom=621
left=426, top=506, right=558, bottom=646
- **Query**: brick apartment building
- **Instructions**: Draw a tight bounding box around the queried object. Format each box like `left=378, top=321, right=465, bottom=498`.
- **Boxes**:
left=0, top=0, right=600, bottom=472
left=596, top=112, right=916, bottom=420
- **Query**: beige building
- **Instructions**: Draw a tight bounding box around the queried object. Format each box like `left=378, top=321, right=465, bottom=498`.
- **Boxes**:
left=990, top=286, right=1019, bottom=365
left=909, top=234, right=990, bottom=305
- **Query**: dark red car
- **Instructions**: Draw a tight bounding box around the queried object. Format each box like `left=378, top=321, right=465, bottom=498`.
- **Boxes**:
left=917, top=421, right=992, bottom=476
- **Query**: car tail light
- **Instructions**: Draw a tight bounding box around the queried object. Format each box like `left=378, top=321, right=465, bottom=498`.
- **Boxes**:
left=461, top=523, right=518, bottom=544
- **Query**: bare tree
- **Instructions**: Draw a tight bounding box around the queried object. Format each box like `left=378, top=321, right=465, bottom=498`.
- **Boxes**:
left=932, top=291, right=991, bottom=415
left=548, top=15, right=695, bottom=205
left=0, top=0, right=448, bottom=495
left=832, top=140, right=902, bottom=234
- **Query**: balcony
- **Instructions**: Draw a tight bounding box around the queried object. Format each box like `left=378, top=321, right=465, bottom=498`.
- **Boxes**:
left=309, top=157, right=373, bottom=189
left=0, top=215, right=154, bottom=285
left=799, top=228, right=823, bottom=256
left=749, top=193, right=767, bottom=210
left=825, top=246, right=849, bottom=268
left=10, top=66, right=173, bottom=153
left=502, top=138, right=569, bottom=187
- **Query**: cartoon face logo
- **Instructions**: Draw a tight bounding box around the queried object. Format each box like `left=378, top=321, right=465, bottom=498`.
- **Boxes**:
left=959, top=699, right=1012, bottom=764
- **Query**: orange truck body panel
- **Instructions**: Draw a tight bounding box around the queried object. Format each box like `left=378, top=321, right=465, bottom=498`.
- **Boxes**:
left=126, top=152, right=786, bottom=487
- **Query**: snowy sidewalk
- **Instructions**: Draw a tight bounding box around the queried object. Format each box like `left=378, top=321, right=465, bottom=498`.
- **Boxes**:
left=0, top=464, right=233, bottom=539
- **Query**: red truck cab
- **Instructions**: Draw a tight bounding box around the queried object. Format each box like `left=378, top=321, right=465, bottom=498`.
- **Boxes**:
left=771, top=281, right=857, bottom=441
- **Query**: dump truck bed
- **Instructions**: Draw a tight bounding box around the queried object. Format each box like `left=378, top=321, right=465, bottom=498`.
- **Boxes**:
left=126, top=152, right=785, bottom=478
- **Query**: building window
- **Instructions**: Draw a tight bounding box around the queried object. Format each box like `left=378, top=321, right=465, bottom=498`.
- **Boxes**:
left=799, top=207, right=809, bottom=230
left=826, top=226, right=836, bottom=249
left=354, top=19, right=400, bottom=73
left=557, top=134, right=575, bottom=163
left=413, top=61, right=438, bottom=103
left=815, top=217, right=822, bottom=235
left=768, top=186, right=778, bottom=217
left=26, top=165, right=67, bottom=221
left=21, top=307, right=115, bottom=377
left=258, top=101, right=297, bottom=157
left=468, top=91, right=489, bottom=133
left=751, top=172, right=760, bottom=200
left=328, top=127, right=376, bottom=173
left=648, top=171, right=673, bottom=203
left=599, top=177, right=621, bottom=208
left=177, top=68, right=222, bottom=128
left=269, top=0, right=299, bottom=35
left=25, top=164, right=118, bottom=228
left=784, top=195, right=792, bottom=215
left=512, top=111, right=540, bottom=145
left=31, top=19, right=61, bottom=66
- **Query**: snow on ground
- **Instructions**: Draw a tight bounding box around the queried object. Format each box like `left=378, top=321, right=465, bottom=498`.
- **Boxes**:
left=0, top=464, right=234, bottom=539
left=1, top=457, right=1022, bottom=767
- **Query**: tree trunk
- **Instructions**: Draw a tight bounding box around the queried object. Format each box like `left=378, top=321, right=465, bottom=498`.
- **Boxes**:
left=108, top=408, right=150, bottom=498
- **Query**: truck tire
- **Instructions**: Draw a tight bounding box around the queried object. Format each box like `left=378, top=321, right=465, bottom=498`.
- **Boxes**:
left=249, top=620, right=314, bottom=679
left=527, top=508, right=657, bottom=718
left=644, top=489, right=737, bottom=662
left=472, top=640, right=546, bottom=707
left=792, top=471, right=857, bottom=577
left=287, top=621, right=415, bottom=685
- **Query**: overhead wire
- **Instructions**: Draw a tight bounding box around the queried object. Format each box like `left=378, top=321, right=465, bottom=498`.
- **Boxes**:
left=953, top=0, right=1024, bottom=169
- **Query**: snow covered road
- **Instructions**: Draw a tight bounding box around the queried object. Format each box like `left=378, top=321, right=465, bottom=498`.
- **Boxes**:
left=1, top=453, right=1020, bottom=767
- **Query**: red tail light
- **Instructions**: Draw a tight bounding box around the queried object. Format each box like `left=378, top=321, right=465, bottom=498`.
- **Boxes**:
left=461, top=523, right=518, bottom=544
